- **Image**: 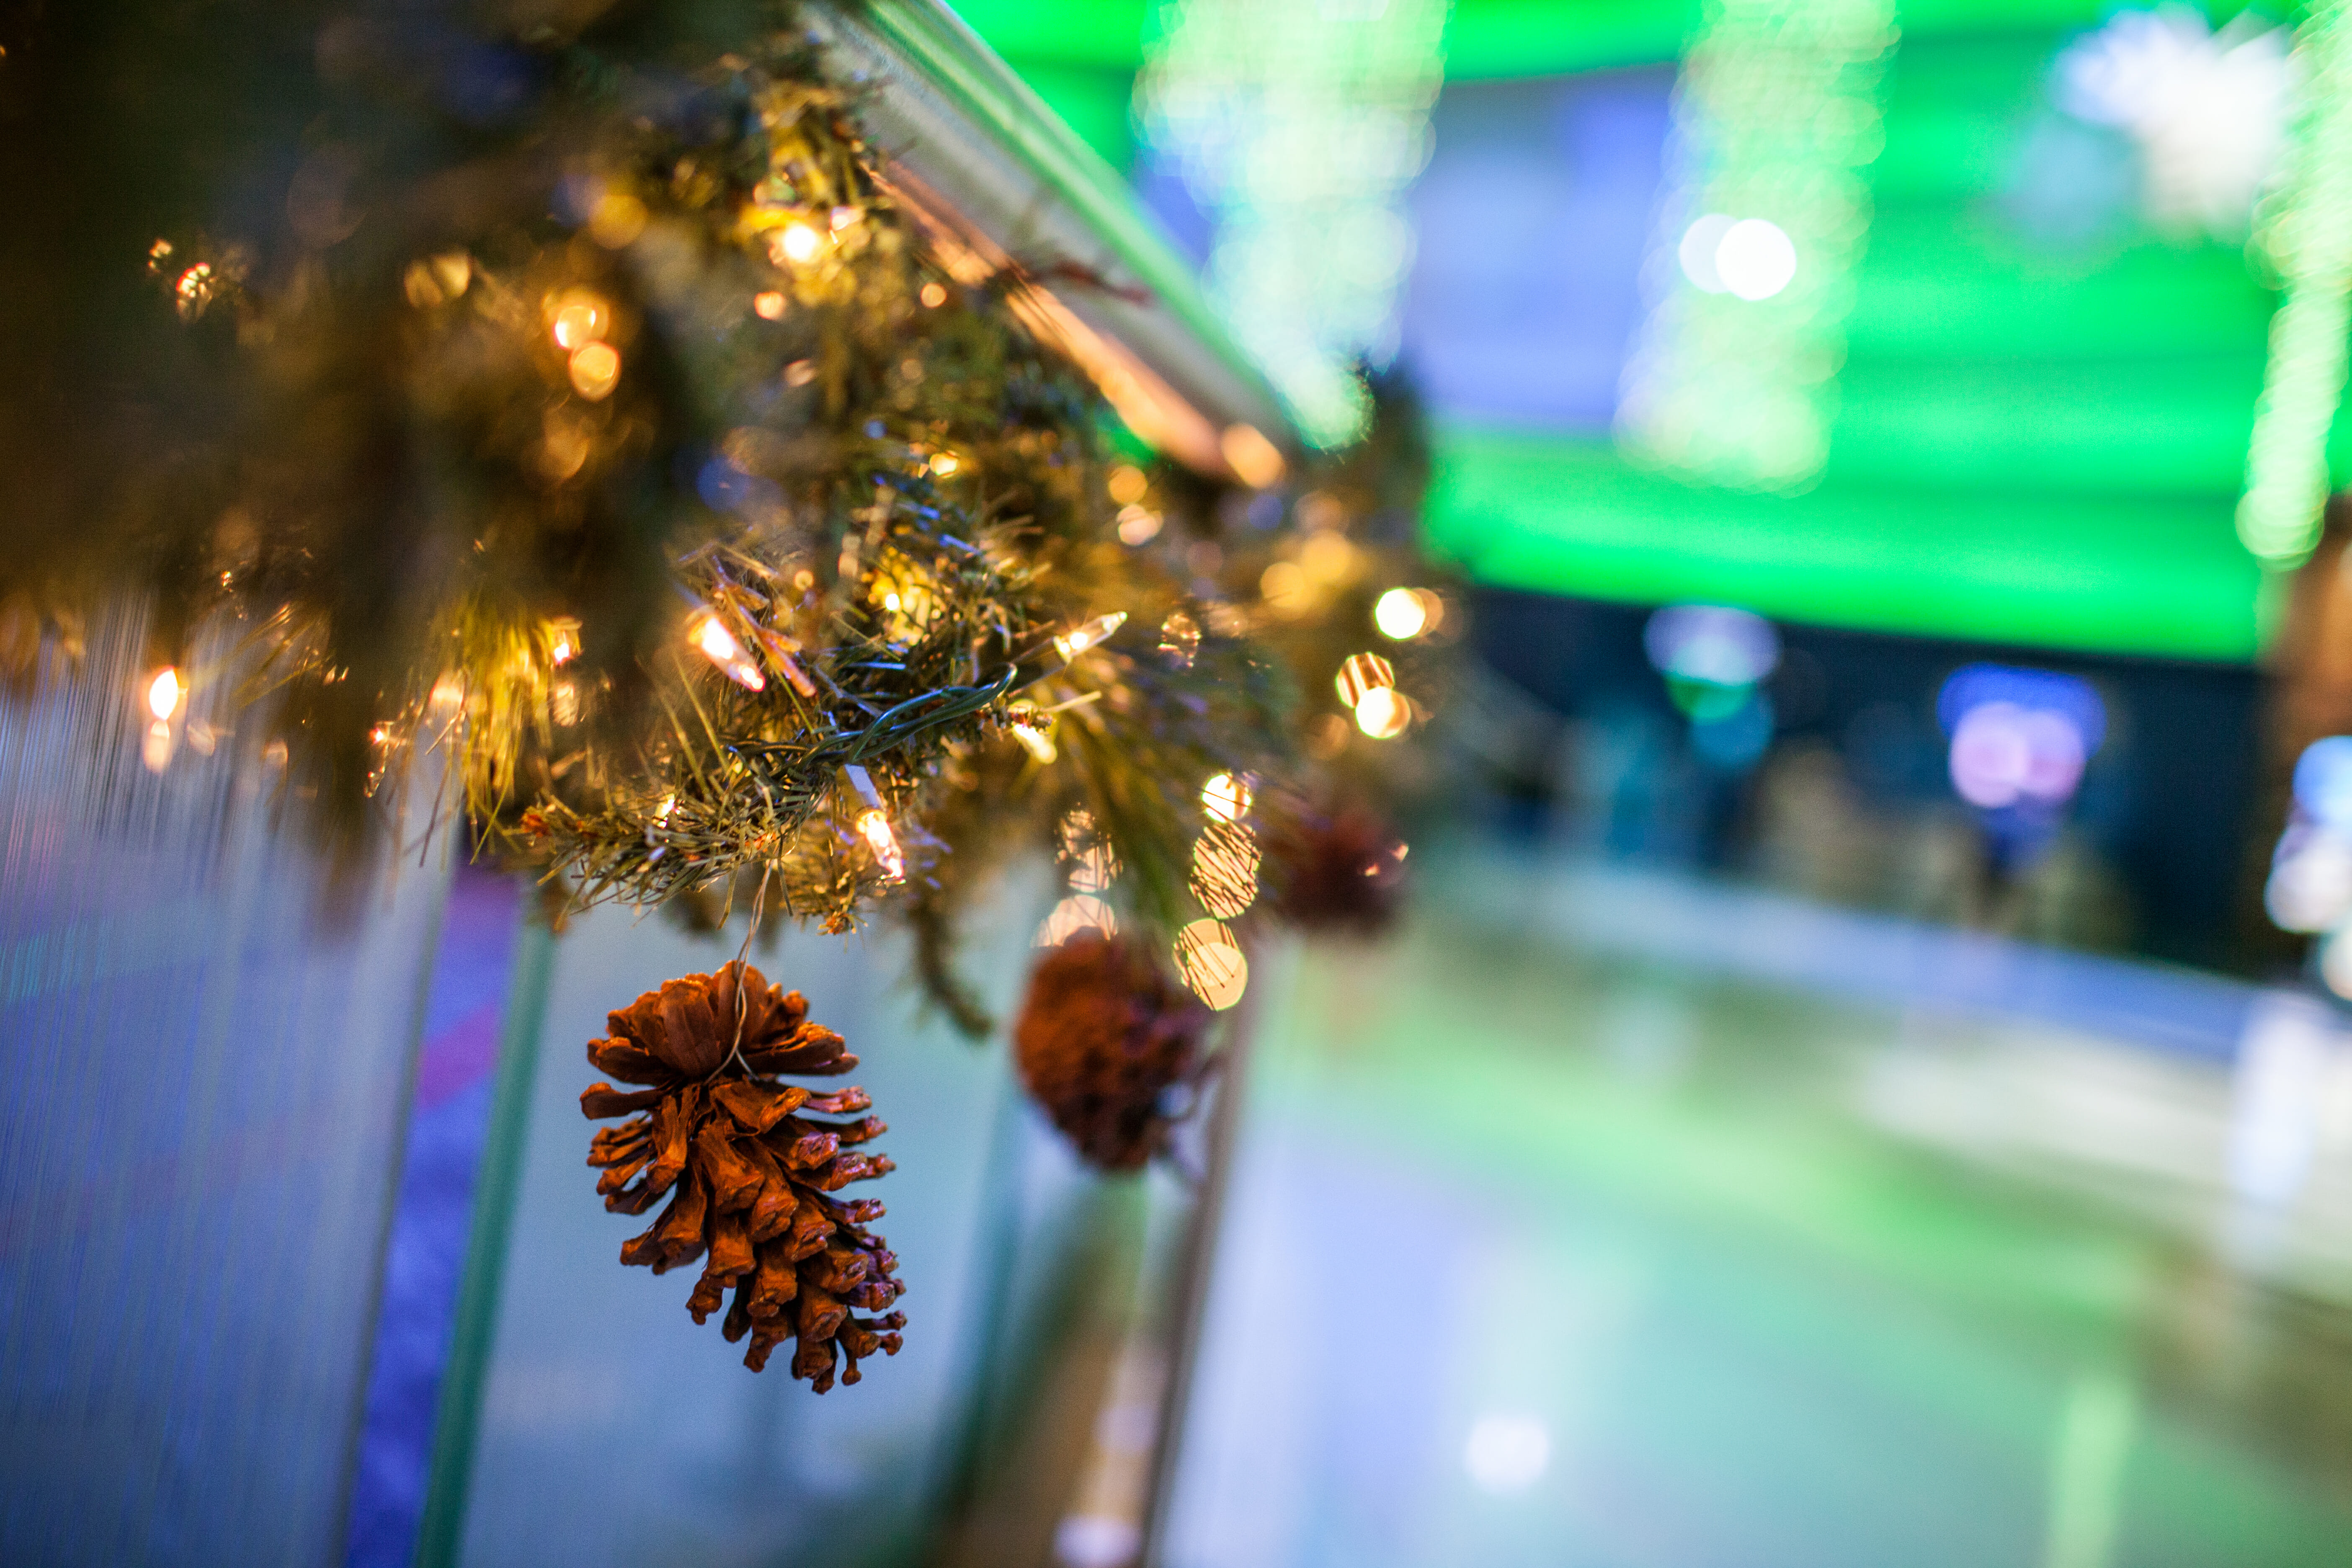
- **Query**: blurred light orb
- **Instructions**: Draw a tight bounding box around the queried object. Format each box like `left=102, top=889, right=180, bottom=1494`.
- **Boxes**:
left=549, top=292, right=608, bottom=349
left=1375, top=586, right=1430, bottom=640
left=919, top=281, right=949, bottom=308
left=1937, top=665, right=2105, bottom=810
left=146, top=667, right=183, bottom=722
left=1335, top=650, right=1397, bottom=708
left=753, top=290, right=788, bottom=320
left=1201, top=772, right=1252, bottom=824
left=1354, top=685, right=1410, bottom=739
left=1947, top=701, right=2086, bottom=808
left=568, top=341, right=622, bottom=400
left=1190, top=823, right=1260, bottom=918
left=1464, top=1413, right=1550, bottom=1494
left=2293, top=737, right=2352, bottom=829
left=1643, top=603, right=1779, bottom=688
left=1716, top=219, right=1798, bottom=300
left=1173, top=919, right=1248, bottom=1009
left=1035, top=895, right=1117, bottom=947
left=1117, top=505, right=1163, bottom=546
left=1678, top=213, right=1738, bottom=293
left=778, top=221, right=823, bottom=264
left=1107, top=464, right=1150, bottom=506
left=2323, top=929, right=2352, bottom=1001
left=2266, top=828, right=2352, bottom=933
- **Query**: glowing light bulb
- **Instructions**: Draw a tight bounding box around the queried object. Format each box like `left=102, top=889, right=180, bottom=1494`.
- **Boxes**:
left=1006, top=701, right=1057, bottom=762
left=547, top=619, right=580, bottom=665
left=1354, top=686, right=1409, bottom=739
left=1054, top=611, right=1127, bottom=661
left=919, top=281, right=948, bottom=308
left=568, top=341, right=621, bottom=400
left=146, top=667, right=183, bottom=721
left=753, top=291, right=788, bottom=320
left=778, top=221, right=822, bottom=265
left=1158, top=612, right=1200, bottom=669
left=1334, top=651, right=1395, bottom=708
left=930, top=452, right=960, bottom=477
left=856, top=809, right=905, bottom=883
left=1373, top=587, right=1430, bottom=640
left=1201, top=772, right=1251, bottom=824
left=689, top=611, right=765, bottom=690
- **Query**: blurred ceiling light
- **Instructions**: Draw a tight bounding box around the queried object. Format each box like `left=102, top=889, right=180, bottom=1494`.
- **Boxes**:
left=1677, top=213, right=1738, bottom=293
left=2056, top=6, right=2291, bottom=238
left=1715, top=219, right=1798, bottom=301
left=1463, top=1413, right=1550, bottom=1495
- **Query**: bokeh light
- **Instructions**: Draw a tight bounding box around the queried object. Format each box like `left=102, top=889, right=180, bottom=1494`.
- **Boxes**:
left=1373, top=586, right=1429, bottom=640
left=1353, top=685, right=1410, bottom=739
left=1716, top=219, right=1798, bottom=301
left=1463, top=1413, right=1550, bottom=1495
left=146, top=667, right=183, bottom=722
left=1173, top=918, right=1248, bottom=1009
left=1935, top=665, right=2105, bottom=810
left=1035, top=894, right=1117, bottom=946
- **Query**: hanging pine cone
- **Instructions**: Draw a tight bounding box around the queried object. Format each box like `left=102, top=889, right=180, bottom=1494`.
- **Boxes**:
left=581, top=961, right=905, bottom=1388
left=1014, top=932, right=1210, bottom=1172
left=1266, top=805, right=1408, bottom=936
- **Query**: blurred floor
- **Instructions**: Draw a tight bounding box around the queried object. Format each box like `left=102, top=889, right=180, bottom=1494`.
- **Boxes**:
left=1163, top=844, right=2352, bottom=1568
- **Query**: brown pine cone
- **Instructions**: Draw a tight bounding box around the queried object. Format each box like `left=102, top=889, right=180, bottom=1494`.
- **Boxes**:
left=1266, top=806, right=1407, bottom=936
left=581, top=961, right=905, bottom=1388
left=1014, top=933, right=1210, bottom=1172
